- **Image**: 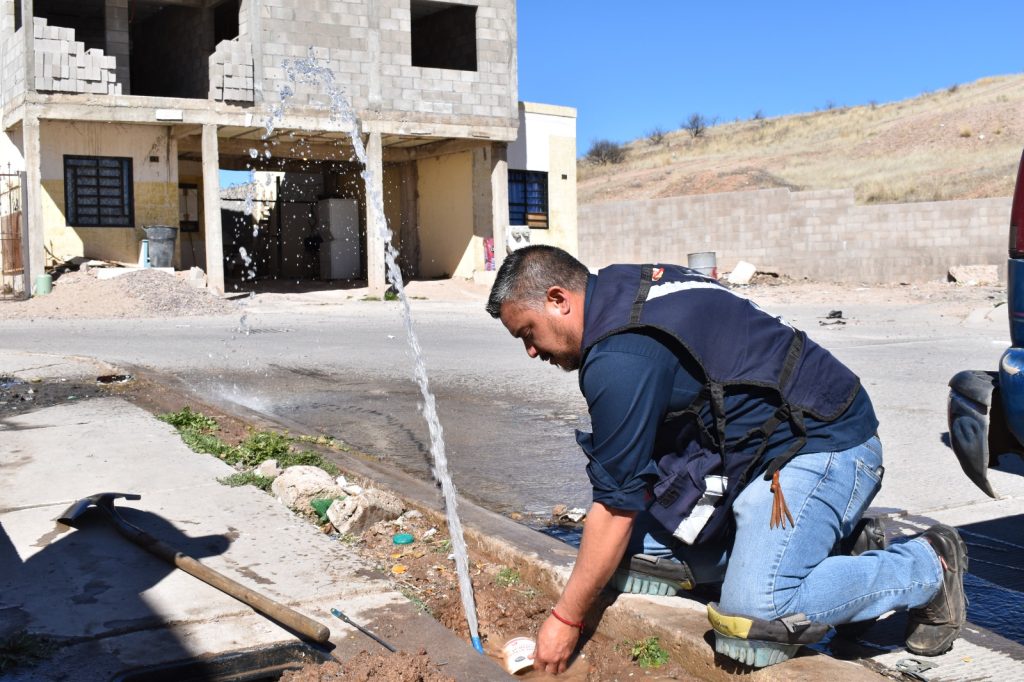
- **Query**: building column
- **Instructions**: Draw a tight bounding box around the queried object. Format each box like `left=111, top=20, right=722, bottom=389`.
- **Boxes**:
left=23, top=114, right=44, bottom=294
left=365, top=131, right=387, bottom=295
left=490, top=143, right=509, bottom=273
left=201, top=124, right=224, bottom=294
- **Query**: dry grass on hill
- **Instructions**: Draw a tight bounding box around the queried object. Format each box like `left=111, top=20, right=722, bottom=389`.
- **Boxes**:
left=578, top=74, right=1024, bottom=206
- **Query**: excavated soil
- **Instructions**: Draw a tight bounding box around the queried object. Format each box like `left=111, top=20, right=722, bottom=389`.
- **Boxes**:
left=280, top=650, right=455, bottom=682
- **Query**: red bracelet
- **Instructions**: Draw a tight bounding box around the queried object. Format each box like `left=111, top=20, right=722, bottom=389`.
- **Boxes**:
left=550, top=608, right=585, bottom=632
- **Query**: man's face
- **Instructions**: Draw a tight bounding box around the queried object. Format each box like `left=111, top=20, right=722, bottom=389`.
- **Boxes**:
left=499, top=293, right=583, bottom=372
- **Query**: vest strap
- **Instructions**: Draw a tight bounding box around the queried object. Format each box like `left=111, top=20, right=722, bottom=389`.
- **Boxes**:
left=630, top=264, right=655, bottom=323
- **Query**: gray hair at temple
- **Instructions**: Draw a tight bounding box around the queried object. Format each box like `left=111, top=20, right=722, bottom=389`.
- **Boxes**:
left=485, top=245, right=590, bottom=318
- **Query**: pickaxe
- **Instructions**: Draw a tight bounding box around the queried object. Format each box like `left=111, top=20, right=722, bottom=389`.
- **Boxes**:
left=58, top=492, right=330, bottom=644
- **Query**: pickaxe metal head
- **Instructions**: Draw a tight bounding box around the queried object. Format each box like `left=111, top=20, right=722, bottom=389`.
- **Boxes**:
left=58, top=492, right=141, bottom=527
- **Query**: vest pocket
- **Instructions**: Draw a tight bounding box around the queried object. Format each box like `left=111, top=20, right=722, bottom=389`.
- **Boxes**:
left=649, top=442, right=724, bottom=544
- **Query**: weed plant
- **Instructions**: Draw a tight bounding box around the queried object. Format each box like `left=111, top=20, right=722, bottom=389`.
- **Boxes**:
left=159, top=407, right=339, bottom=478
left=495, top=566, right=521, bottom=588
left=626, top=636, right=670, bottom=669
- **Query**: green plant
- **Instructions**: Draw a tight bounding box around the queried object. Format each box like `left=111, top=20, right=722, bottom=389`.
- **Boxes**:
left=495, top=566, right=521, bottom=588
left=361, top=295, right=381, bottom=301
left=218, top=471, right=274, bottom=491
left=384, top=289, right=399, bottom=301
left=159, top=406, right=219, bottom=432
left=628, top=636, right=670, bottom=669
left=0, top=631, right=58, bottom=673
left=432, top=537, right=452, bottom=554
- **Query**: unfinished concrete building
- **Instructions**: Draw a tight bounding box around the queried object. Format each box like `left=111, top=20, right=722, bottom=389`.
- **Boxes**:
left=0, top=0, right=577, bottom=295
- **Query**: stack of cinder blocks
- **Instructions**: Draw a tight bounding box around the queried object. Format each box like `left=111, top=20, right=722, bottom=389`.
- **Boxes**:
left=209, top=38, right=254, bottom=103
left=33, top=18, right=121, bottom=95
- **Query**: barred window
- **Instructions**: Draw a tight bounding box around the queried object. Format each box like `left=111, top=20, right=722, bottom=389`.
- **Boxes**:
left=64, top=156, right=134, bottom=227
left=508, top=170, right=548, bottom=228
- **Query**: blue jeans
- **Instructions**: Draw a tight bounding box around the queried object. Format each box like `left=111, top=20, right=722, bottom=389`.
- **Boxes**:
left=627, top=436, right=943, bottom=624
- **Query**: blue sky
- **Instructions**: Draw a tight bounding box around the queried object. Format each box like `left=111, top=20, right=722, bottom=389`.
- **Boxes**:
left=222, top=2, right=1023, bottom=185
left=517, top=1, right=1024, bottom=152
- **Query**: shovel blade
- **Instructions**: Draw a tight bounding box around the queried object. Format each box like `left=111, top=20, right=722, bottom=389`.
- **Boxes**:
left=57, top=492, right=141, bottom=526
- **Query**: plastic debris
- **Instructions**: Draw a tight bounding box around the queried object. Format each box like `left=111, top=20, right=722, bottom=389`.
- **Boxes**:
left=393, top=533, right=414, bottom=545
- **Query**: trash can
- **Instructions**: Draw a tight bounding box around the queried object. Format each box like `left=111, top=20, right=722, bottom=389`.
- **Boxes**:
left=687, top=251, right=718, bottom=279
left=144, top=225, right=178, bottom=268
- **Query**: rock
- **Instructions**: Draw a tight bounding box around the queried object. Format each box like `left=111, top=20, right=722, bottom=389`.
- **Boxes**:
left=402, top=509, right=423, bottom=520
left=187, top=266, right=208, bottom=289
left=948, top=264, right=999, bottom=286
left=335, top=475, right=349, bottom=488
left=552, top=504, right=568, bottom=517
left=727, top=261, right=757, bottom=285
left=271, top=466, right=344, bottom=514
left=327, top=488, right=404, bottom=535
left=256, top=459, right=282, bottom=479
left=342, top=483, right=364, bottom=496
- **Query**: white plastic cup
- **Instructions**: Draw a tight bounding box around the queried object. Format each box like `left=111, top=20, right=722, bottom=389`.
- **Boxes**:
left=502, top=636, right=536, bottom=674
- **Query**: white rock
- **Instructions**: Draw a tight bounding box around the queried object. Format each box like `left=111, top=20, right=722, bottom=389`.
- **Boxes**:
left=335, top=475, right=349, bottom=488
left=948, top=264, right=999, bottom=286
left=326, top=488, right=404, bottom=535
left=271, top=465, right=343, bottom=513
left=726, top=260, right=757, bottom=286
left=402, top=509, right=423, bottom=520
left=342, top=483, right=364, bottom=496
left=187, top=266, right=208, bottom=289
left=256, top=459, right=282, bottom=479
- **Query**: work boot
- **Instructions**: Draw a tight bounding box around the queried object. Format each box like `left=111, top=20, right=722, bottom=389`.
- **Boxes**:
left=832, top=516, right=890, bottom=639
left=905, top=524, right=968, bottom=656
left=609, top=554, right=695, bottom=595
left=707, top=603, right=830, bottom=668
left=840, top=515, right=888, bottom=556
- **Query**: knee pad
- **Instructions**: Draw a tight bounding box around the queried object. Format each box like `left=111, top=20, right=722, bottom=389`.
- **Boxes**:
left=707, top=603, right=830, bottom=668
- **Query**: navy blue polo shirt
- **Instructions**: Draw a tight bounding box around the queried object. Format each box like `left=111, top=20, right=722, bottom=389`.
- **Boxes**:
left=578, top=279, right=879, bottom=512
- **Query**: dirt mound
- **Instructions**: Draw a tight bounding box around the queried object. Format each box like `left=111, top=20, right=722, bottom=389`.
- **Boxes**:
left=0, top=269, right=237, bottom=320
left=280, top=651, right=454, bottom=682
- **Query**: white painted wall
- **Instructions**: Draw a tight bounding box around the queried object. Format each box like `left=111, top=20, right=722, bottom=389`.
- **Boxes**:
left=507, top=102, right=577, bottom=172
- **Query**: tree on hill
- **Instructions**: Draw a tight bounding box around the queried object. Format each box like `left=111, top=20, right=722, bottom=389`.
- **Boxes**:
left=586, top=139, right=626, bottom=164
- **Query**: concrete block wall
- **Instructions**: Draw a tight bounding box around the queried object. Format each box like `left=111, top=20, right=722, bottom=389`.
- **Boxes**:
left=0, top=1, right=26, bottom=111
left=578, top=188, right=1013, bottom=284
left=32, top=19, right=121, bottom=96
left=209, top=39, right=255, bottom=103
left=258, top=0, right=517, bottom=125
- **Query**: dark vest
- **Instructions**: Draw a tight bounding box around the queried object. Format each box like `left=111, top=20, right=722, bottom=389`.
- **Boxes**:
left=580, top=264, right=861, bottom=543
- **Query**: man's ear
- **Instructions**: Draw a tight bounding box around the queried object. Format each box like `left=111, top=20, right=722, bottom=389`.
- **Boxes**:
left=546, top=286, right=572, bottom=314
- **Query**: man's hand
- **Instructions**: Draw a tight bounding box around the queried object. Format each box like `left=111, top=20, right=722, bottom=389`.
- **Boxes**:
left=533, top=614, right=580, bottom=675
left=531, top=502, right=636, bottom=674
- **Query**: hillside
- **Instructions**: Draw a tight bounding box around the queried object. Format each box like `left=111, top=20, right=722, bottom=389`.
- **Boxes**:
left=578, top=74, right=1024, bottom=206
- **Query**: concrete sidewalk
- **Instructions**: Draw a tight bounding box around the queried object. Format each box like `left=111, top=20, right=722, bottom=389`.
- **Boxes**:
left=0, top=351, right=508, bottom=681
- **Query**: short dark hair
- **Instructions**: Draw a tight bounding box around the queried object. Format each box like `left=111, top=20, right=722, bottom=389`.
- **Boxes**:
left=485, top=245, right=590, bottom=318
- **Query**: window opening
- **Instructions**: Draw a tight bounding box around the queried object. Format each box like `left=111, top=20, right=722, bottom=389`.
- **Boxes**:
left=64, top=155, right=134, bottom=227
left=410, top=0, right=477, bottom=71
left=32, top=0, right=105, bottom=51
left=179, top=183, right=199, bottom=232
left=508, top=170, right=548, bottom=228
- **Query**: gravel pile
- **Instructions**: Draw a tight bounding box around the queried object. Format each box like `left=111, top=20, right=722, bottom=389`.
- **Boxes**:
left=0, top=269, right=238, bottom=320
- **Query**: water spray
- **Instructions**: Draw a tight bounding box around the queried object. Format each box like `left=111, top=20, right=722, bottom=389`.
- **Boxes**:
left=267, top=51, right=485, bottom=654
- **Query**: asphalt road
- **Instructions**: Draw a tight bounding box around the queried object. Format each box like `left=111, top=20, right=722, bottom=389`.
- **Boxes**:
left=3, top=288, right=1023, bottom=518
